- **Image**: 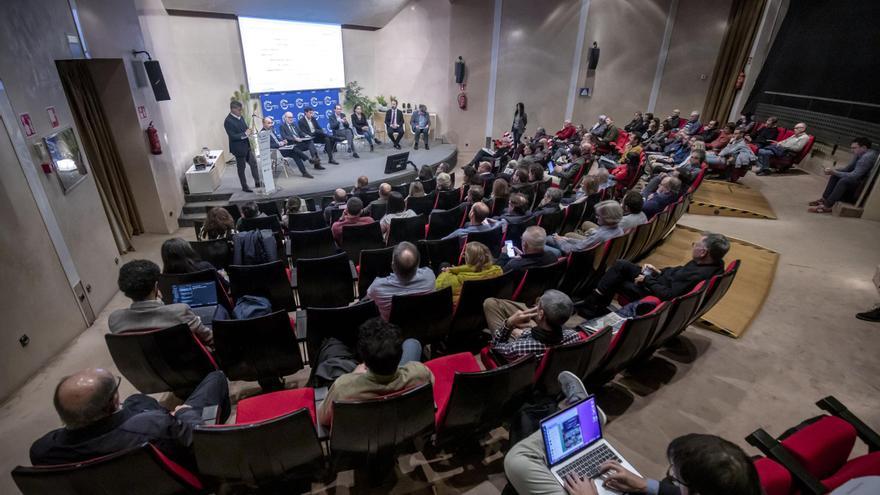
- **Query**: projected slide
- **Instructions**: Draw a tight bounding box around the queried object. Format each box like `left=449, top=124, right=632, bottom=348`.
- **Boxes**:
left=239, top=17, right=345, bottom=93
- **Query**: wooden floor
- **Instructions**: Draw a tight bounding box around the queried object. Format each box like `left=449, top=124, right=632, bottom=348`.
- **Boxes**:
left=642, top=224, right=780, bottom=338
left=690, top=180, right=777, bottom=219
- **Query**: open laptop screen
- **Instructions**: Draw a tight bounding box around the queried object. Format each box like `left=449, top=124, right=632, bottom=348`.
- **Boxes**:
left=541, top=396, right=603, bottom=466
left=171, top=281, right=218, bottom=308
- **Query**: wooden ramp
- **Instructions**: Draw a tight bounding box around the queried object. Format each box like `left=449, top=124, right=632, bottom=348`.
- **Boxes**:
left=642, top=225, right=779, bottom=338
left=690, top=180, right=777, bottom=219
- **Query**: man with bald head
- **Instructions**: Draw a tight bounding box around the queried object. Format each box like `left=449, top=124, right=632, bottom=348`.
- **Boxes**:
left=365, top=182, right=393, bottom=217
left=442, top=202, right=502, bottom=242
left=30, top=369, right=229, bottom=465
left=323, top=188, right=349, bottom=224
left=366, top=241, right=436, bottom=320
left=755, top=122, right=810, bottom=175
left=279, top=111, right=325, bottom=169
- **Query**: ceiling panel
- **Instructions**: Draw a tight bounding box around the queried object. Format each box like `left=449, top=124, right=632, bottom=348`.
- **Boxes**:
left=161, top=0, right=411, bottom=28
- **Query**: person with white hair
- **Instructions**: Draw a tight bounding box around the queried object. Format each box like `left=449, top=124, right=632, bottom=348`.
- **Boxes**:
left=484, top=289, right=581, bottom=364
left=555, top=119, right=578, bottom=141
left=682, top=110, right=702, bottom=135
left=589, top=114, right=607, bottom=137
left=548, top=200, right=624, bottom=254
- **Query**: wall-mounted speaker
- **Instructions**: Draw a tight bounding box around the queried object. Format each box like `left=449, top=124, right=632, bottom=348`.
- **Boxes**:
left=144, top=60, right=170, bottom=101
left=587, top=42, right=600, bottom=71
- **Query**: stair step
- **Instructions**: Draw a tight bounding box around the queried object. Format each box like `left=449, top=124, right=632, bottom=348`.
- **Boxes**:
left=178, top=212, right=206, bottom=228
left=182, top=200, right=230, bottom=215
left=184, top=191, right=234, bottom=203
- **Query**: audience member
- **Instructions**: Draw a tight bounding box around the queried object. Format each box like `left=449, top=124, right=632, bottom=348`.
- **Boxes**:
left=201, top=207, right=235, bottom=240
left=435, top=242, right=503, bottom=305
left=642, top=176, right=681, bottom=218
left=581, top=232, right=729, bottom=317
left=351, top=175, right=369, bottom=195
left=235, top=201, right=266, bottom=230
left=749, top=116, right=780, bottom=147
left=609, top=151, right=642, bottom=187
left=484, top=289, right=581, bottom=363
left=108, top=260, right=213, bottom=346
left=681, top=110, right=702, bottom=135
left=379, top=192, right=417, bottom=239
left=323, top=188, right=348, bottom=224
left=588, top=115, right=607, bottom=138
left=705, top=128, right=756, bottom=176
left=549, top=200, right=624, bottom=254
left=443, top=202, right=500, bottom=241
left=465, top=185, right=485, bottom=205
left=533, top=188, right=563, bottom=217
left=698, top=119, right=720, bottom=143
left=497, top=226, right=559, bottom=272
left=366, top=183, right=393, bottom=216
left=436, top=172, right=453, bottom=191
left=810, top=137, right=877, bottom=213
left=161, top=238, right=214, bottom=274
left=755, top=122, right=810, bottom=175
left=331, top=197, right=375, bottom=245
left=366, top=242, right=437, bottom=320
left=498, top=192, right=532, bottom=224
left=619, top=191, right=648, bottom=230
left=735, top=112, right=757, bottom=134
left=418, top=164, right=434, bottom=182
left=598, top=117, right=619, bottom=145
left=30, top=368, right=229, bottom=466
left=555, top=120, right=577, bottom=141
left=478, top=161, right=496, bottom=183
left=706, top=122, right=734, bottom=151
left=506, top=432, right=762, bottom=495
left=489, top=178, right=511, bottom=207
left=317, top=318, right=432, bottom=426
left=407, top=181, right=426, bottom=199
left=623, top=111, right=644, bottom=133
left=664, top=109, right=682, bottom=129
left=281, top=197, right=304, bottom=227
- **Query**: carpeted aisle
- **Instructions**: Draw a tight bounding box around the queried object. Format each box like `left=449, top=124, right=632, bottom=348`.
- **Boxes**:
left=689, top=180, right=777, bottom=219
left=642, top=224, right=779, bottom=338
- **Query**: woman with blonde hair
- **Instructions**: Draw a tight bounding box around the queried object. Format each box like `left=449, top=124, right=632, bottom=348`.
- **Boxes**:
left=435, top=241, right=503, bottom=305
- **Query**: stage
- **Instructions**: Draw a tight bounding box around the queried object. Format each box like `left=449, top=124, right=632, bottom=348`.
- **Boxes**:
left=220, top=143, right=458, bottom=204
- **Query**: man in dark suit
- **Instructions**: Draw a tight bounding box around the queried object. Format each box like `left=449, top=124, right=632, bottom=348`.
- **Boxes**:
left=385, top=98, right=405, bottom=149
left=329, top=104, right=359, bottom=158
left=261, top=117, right=313, bottom=179
left=298, top=107, right=340, bottom=165
left=30, top=367, right=230, bottom=466
left=223, top=100, right=260, bottom=192
left=281, top=111, right=325, bottom=170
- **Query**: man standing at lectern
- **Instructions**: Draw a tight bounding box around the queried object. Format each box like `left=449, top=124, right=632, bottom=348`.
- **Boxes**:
left=385, top=98, right=405, bottom=150
left=298, top=107, right=340, bottom=165
left=329, top=104, right=360, bottom=159
left=281, top=111, right=325, bottom=170
left=224, top=100, right=261, bottom=192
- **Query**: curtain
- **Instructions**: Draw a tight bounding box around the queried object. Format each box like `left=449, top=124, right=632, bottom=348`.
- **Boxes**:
left=702, top=0, right=767, bottom=123
left=56, top=60, right=143, bottom=254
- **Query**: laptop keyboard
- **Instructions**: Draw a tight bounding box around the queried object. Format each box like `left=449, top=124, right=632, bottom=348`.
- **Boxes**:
left=558, top=444, right=621, bottom=480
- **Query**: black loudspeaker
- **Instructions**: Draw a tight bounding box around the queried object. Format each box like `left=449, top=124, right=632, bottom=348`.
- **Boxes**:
left=587, top=43, right=600, bottom=71
left=144, top=60, right=170, bottom=101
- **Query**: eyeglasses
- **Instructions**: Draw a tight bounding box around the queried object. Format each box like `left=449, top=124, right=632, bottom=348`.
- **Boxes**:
left=666, top=465, right=689, bottom=488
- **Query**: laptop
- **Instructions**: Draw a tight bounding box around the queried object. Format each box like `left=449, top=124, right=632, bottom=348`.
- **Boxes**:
left=171, top=281, right=218, bottom=326
left=541, top=396, right=640, bottom=494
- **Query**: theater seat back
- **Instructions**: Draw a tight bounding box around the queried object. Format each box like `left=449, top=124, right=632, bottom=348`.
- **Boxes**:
left=12, top=443, right=202, bottom=495
left=781, top=415, right=857, bottom=480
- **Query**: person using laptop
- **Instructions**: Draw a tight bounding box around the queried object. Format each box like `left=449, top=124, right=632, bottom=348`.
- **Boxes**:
left=506, top=413, right=763, bottom=495
left=108, top=260, right=213, bottom=347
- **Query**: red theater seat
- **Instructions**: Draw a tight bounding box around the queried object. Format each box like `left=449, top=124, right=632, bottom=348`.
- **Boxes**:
left=754, top=457, right=793, bottom=495
left=424, top=352, right=481, bottom=425
left=235, top=387, right=317, bottom=426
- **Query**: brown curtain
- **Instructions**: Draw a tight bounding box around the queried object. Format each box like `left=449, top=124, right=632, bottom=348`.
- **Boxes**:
left=702, top=0, right=767, bottom=122
left=56, top=60, right=143, bottom=254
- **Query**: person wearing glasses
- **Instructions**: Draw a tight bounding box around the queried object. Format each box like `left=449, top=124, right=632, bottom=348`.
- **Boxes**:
left=506, top=431, right=763, bottom=494
left=754, top=122, right=809, bottom=176
left=29, top=368, right=230, bottom=466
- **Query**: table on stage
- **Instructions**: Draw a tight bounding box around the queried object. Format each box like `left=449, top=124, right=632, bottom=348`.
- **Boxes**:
left=184, top=149, right=225, bottom=194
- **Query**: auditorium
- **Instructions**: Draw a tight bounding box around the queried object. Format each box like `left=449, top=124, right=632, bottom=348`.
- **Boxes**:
left=2, top=0, right=880, bottom=493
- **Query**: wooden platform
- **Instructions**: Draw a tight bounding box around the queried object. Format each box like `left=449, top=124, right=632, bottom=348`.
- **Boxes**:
left=690, top=180, right=777, bottom=219
left=642, top=225, right=779, bottom=338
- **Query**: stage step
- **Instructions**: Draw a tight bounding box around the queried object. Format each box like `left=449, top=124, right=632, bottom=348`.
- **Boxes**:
left=182, top=200, right=229, bottom=215
left=184, top=191, right=234, bottom=203
left=178, top=212, right=206, bottom=228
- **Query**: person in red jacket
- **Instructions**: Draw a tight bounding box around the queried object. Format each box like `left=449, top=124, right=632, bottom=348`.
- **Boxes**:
left=555, top=120, right=577, bottom=141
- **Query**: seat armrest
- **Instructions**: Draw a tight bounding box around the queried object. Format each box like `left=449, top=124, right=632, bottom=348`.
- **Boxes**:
left=295, top=310, right=307, bottom=340
left=314, top=386, right=330, bottom=440
left=349, top=261, right=358, bottom=281
left=201, top=405, right=220, bottom=425
left=746, top=429, right=826, bottom=495
left=817, top=396, right=880, bottom=452
left=290, top=267, right=298, bottom=289
left=285, top=241, right=291, bottom=257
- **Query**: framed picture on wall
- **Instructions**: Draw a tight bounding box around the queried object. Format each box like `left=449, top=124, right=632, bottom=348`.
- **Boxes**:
left=44, top=127, right=88, bottom=194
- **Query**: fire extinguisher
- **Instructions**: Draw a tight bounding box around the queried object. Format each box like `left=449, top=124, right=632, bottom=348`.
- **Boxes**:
left=735, top=71, right=745, bottom=91
left=147, top=121, right=162, bottom=155
left=458, top=84, right=467, bottom=110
